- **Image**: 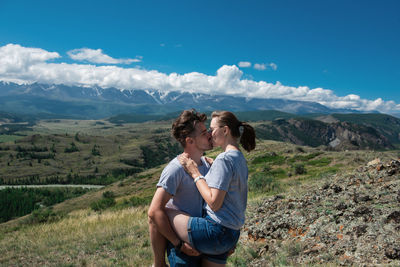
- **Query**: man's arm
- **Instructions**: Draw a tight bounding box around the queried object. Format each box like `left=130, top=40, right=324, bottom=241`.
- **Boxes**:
left=148, top=187, right=199, bottom=256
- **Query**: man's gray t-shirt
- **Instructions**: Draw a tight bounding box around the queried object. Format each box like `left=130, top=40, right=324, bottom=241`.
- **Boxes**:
left=157, top=156, right=210, bottom=217
left=205, top=150, right=248, bottom=230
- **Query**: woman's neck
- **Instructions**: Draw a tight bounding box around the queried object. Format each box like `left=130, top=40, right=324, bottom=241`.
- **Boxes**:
left=222, top=137, right=239, bottom=152
left=225, top=144, right=239, bottom=152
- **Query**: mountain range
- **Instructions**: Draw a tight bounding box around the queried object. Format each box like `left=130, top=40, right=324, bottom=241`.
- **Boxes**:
left=0, top=81, right=360, bottom=119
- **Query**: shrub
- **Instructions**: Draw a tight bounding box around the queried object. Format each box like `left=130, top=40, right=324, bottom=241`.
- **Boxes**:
left=91, top=144, right=101, bottom=156
left=90, top=197, right=116, bottom=211
left=29, top=208, right=59, bottom=224
left=102, top=191, right=115, bottom=199
left=294, top=163, right=306, bottom=175
left=129, top=196, right=151, bottom=206
left=91, top=191, right=116, bottom=211
left=64, top=142, right=79, bottom=153
left=262, top=165, right=271, bottom=172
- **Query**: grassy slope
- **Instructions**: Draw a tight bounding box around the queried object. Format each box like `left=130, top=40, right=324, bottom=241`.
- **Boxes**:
left=1, top=138, right=399, bottom=266
left=1, top=116, right=400, bottom=266
left=0, top=163, right=163, bottom=266
left=0, top=119, right=178, bottom=184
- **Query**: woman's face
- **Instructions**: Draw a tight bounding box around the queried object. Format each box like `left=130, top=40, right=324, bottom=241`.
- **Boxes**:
left=209, top=117, right=225, bottom=147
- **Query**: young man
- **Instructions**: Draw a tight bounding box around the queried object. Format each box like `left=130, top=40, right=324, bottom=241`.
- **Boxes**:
left=148, top=109, right=213, bottom=267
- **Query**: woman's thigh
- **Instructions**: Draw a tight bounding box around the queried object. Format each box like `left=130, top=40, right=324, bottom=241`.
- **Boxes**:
left=165, top=208, right=191, bottom=244
left=188, top=216, right=239, bottom=255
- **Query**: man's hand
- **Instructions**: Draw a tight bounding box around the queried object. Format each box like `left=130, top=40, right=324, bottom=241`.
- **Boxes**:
left=180, top=242, right=201, bottom=256
left=228, top=245, right=236, bottom=256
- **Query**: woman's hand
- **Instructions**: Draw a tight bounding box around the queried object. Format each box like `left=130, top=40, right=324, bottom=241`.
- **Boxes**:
left=178, top=153, right=200, bottom=179
left=204, top=156, right=214, bottom=166
left=180, top=153, right=226, bottom=211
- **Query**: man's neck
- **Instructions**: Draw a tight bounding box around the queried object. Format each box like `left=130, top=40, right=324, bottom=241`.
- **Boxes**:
left=183, top=147, right=204, bottom=165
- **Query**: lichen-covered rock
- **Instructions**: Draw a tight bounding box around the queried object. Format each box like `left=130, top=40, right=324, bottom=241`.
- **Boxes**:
left=245, top=159, right=400, bottom=265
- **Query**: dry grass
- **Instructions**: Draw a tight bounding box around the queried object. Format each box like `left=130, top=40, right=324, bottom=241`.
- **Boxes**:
left=0, top=207, right=152, bottom=267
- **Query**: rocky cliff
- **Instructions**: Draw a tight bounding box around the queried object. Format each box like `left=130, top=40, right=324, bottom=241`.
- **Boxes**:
left=255, top=118, right=394, bottom=150
left=245, top=159, right=400, bottom=265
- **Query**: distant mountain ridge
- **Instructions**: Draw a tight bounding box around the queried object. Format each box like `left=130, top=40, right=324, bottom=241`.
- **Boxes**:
left=0, top=81, right=358, bottom=119
left=252, top=112, right=400, bottom=150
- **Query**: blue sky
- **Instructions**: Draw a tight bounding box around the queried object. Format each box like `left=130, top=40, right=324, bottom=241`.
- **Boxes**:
left=0, top=0, right=399, bottom=113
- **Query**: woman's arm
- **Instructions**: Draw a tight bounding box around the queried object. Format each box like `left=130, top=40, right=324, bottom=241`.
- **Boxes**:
left=194, top=178, right=226, bottom=211
left=179, top=154, right=226, bottom=211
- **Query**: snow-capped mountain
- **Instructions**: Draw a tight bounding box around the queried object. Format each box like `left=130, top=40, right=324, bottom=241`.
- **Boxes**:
left=0, top=81, right=357, bottom=119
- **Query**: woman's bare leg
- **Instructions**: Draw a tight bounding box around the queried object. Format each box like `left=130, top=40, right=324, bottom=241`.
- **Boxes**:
left=165, top=208, right=191, bottom=244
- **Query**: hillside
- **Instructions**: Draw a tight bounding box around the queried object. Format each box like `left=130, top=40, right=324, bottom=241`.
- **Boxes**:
left=1, top=113, right=400, bottom=224
left=329, top=113, right=400, bottom=145
left=0, top=119, right=181, bottom=185
left=246, top=158, right=400, bottom=266
left=108, top=111, right=400, bottom=151
left=254, top=115, right=399, bottom=150
left=1, top=140, right=399, bottom=266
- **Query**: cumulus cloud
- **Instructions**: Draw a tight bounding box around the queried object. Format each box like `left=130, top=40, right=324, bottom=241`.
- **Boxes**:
left=0, top=44, right=60, bottom=75
left=67, top=48, right=142, bottom=64
left=0, top=43, right=399, bottom=113
left=238, top=61, right=251, bottom=68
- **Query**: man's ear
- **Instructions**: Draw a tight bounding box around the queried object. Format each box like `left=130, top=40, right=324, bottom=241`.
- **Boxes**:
left=186, top=137, right=194, bottom=145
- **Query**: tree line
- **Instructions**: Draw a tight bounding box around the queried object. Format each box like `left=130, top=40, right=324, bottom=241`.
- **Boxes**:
left=0, top=187, right=90, bottom=223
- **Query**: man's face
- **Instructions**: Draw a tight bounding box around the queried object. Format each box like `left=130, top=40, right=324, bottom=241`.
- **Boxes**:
left=190, top=122, right=213, bottom=151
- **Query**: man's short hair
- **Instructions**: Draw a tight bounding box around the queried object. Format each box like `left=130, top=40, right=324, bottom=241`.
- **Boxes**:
left=172, top=109, right=207, bottom=147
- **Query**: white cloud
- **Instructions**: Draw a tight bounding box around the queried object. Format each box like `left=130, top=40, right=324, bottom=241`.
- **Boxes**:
left=253, top=62, right=277, bottom=71
left=254, top=63, right=267, bottom=70
left=0, top=44, right=60, bottom=74
left=0, top=43, right=399, bottom=114
left=238, top=61, right=251, bottom=68
left=67, top=48, right=141, bottom=64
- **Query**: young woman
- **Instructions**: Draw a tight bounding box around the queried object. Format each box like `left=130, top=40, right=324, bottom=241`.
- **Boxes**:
left=168, top=110, right=256, bottom=266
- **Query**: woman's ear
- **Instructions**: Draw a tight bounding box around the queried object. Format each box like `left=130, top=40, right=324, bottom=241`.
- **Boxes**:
left=223, top=126, right=229, bottom=136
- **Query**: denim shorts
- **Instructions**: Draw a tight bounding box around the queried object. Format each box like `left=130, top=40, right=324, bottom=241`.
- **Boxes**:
left=188, top=215, right=240, bottom=264
left=166, top=241, right=201, bottom=267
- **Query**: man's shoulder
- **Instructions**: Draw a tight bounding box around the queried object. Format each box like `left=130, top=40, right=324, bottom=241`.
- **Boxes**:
left=157, top=157, right=185, bottom=189
left=161, top=157, right=184, bottom=176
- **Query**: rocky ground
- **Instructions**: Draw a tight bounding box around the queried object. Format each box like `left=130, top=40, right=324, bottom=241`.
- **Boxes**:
left=245, top=158, right=400, bottom=266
